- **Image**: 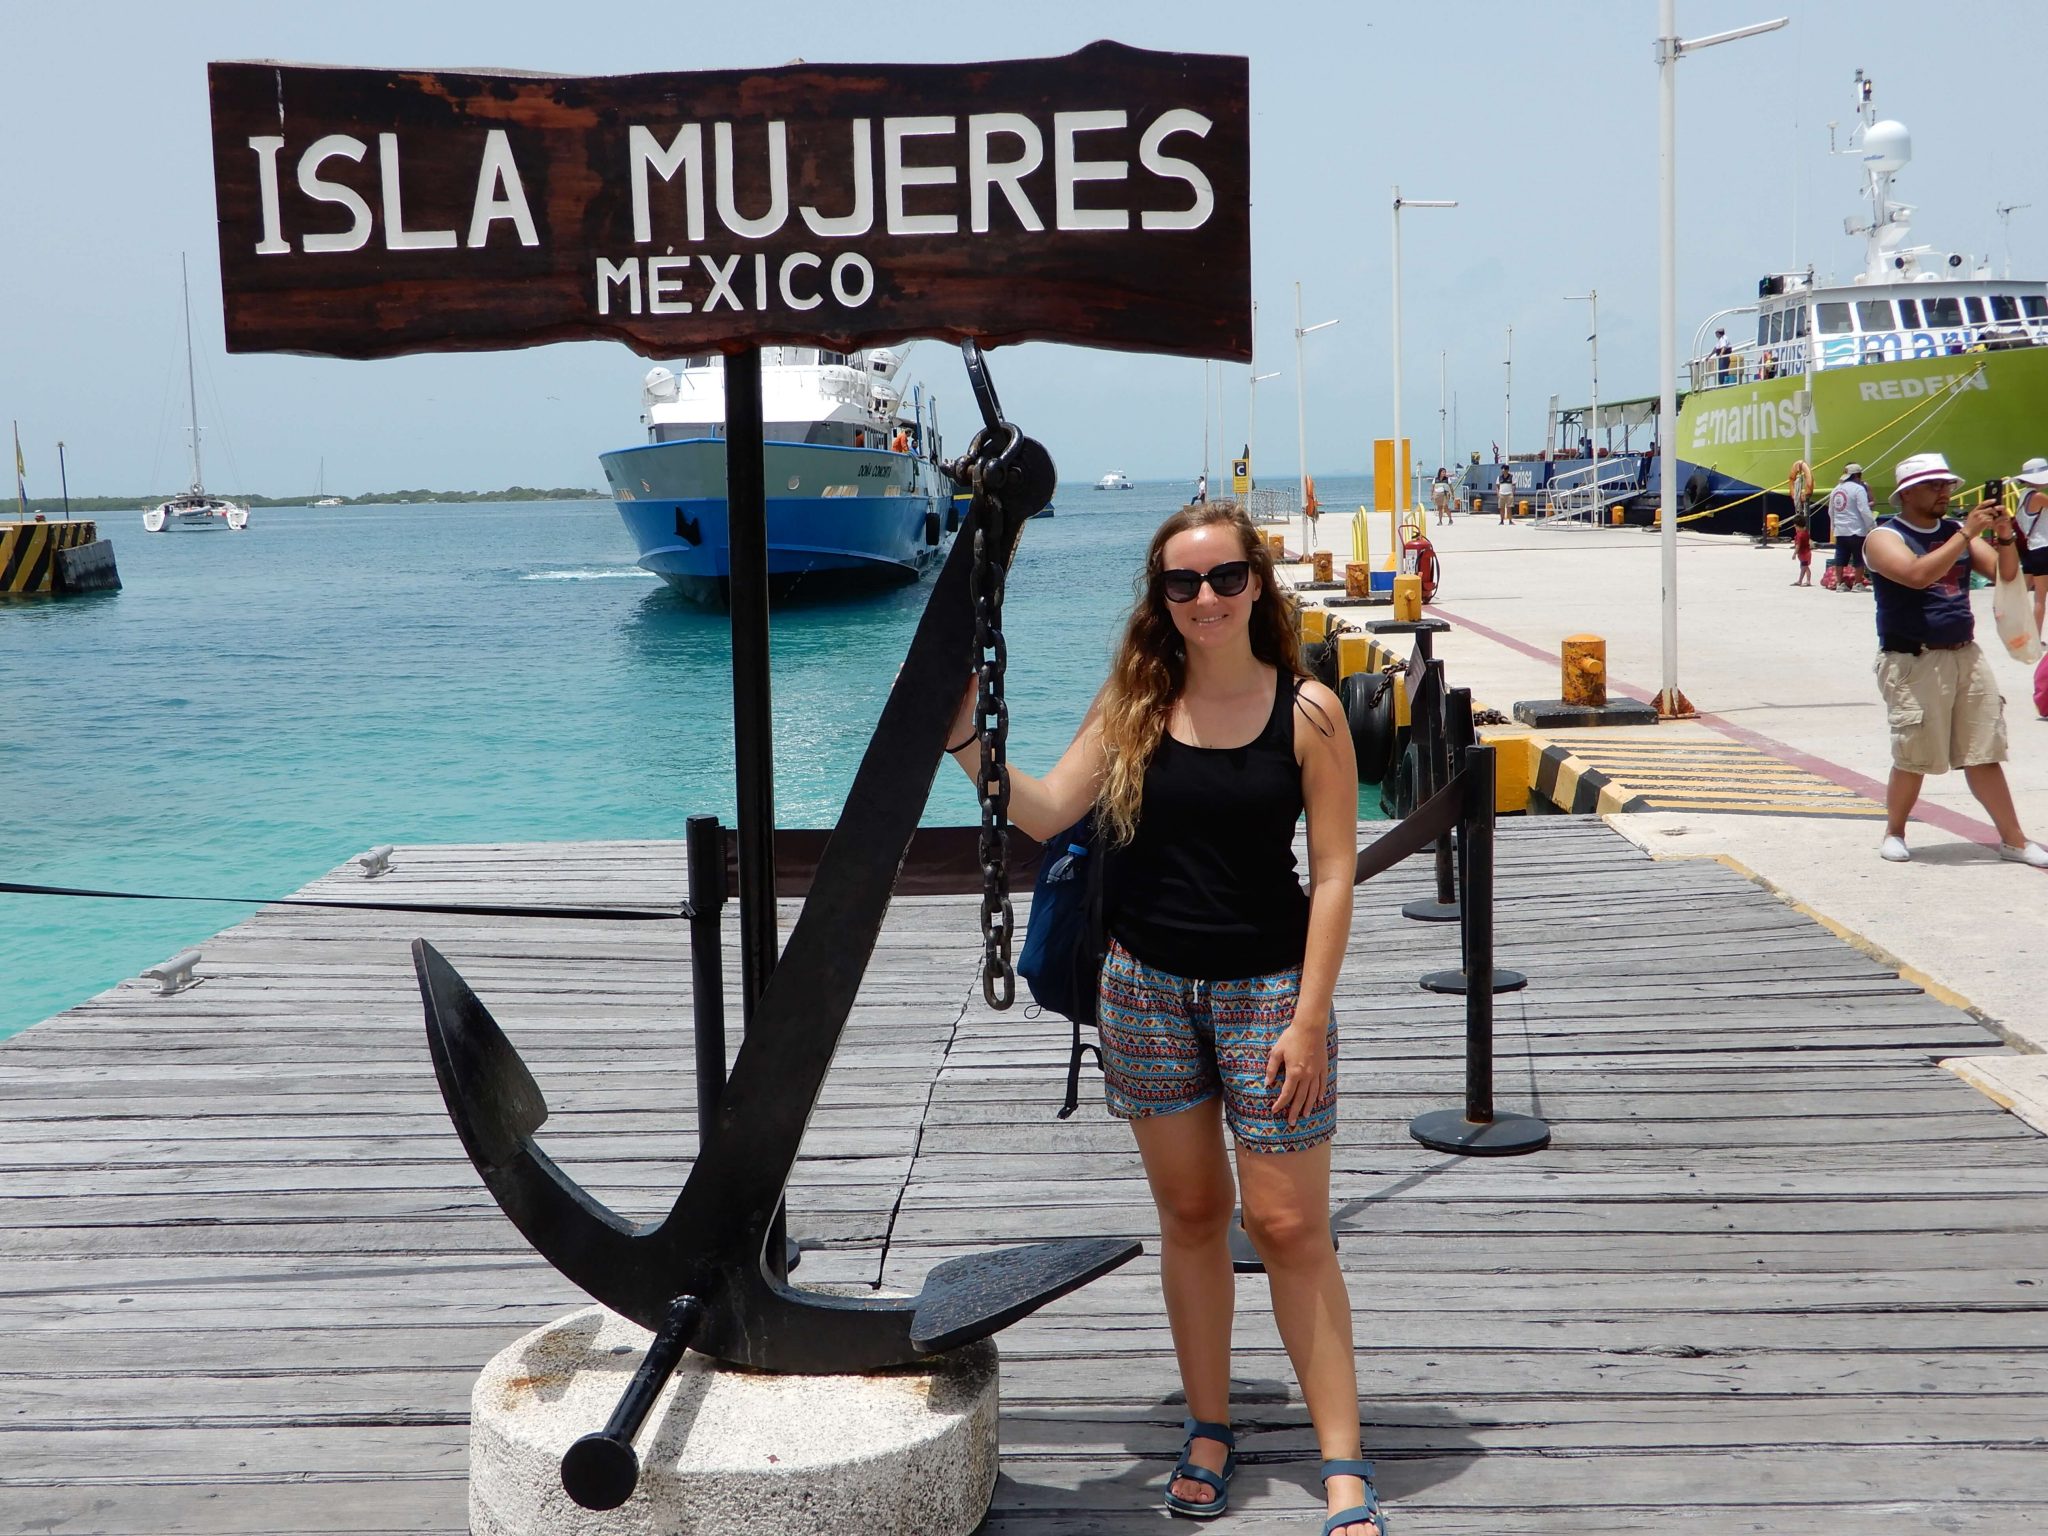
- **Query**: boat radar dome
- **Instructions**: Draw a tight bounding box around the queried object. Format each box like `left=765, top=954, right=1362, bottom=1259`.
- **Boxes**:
left=1861, top=119, right=1911, bottom=175
left=642, top=366, right=680, bottom=404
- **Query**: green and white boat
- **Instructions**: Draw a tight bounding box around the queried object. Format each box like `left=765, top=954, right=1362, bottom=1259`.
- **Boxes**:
left=1675, top=71, right=2048, bottom=527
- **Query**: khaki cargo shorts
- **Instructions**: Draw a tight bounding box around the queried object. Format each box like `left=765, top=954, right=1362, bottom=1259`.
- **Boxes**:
left=1874, top=642, right=2008, bottom=774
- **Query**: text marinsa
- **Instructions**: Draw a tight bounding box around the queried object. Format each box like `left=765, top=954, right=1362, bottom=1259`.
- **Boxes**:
left=207, top=49, right=1253, bottom=361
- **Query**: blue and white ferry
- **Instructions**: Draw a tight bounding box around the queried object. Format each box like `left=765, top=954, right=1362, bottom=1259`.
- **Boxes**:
left=599, top=346, right=952, bottom=605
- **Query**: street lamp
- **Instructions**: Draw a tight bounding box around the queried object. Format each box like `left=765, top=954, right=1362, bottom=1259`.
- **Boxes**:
left=1563, top=289, right=1599, bottom=483
left=1391, top=186, right=1456, bottom=516
left=1503, top=326, right=1513, bottom=468
left=1245, top=297, right=1281, bottom=496
left=1293, top=280, right=1337, bottom=556
left=1655, top=1, right=1788, bottom=717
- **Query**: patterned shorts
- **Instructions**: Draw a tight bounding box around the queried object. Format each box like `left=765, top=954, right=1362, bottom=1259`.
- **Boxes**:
left=1096, top=939, right=1337, bottom=1154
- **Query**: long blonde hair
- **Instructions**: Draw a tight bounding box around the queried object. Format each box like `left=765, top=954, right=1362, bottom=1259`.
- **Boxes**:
left=1095, top=502, right=1304, bottom=845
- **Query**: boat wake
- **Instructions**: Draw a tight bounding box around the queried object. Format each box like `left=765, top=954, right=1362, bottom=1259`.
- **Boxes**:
left=520, top=567, right=660, bottom=582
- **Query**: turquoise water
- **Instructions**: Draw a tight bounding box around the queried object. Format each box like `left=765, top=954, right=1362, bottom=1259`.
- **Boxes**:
left=1, top=477, right=1375, bottom=1037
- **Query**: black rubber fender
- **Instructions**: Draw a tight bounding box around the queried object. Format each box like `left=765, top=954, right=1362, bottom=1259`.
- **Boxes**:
left=1384, top=738, right=1420, bottom=820
left=945, top=501, right=963, bottom=533
left=1681, top=469, right=1710, bottom=513
left=1340, top=670, right=1398, bottom=787
left=924, top=509, right=942, bottom=546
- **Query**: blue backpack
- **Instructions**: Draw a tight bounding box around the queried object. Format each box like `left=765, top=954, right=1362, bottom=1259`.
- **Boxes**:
left=1016, top=812, right=1112, bottom=1118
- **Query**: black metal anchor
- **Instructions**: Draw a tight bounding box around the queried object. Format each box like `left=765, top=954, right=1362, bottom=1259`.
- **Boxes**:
left=414, top=367, right=1125, bottom=1509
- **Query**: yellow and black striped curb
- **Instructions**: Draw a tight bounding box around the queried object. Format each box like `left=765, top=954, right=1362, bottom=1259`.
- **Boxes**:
left=1529, top=731, right=1885, bottom=819
left=1, top=521, right=98, bottom=595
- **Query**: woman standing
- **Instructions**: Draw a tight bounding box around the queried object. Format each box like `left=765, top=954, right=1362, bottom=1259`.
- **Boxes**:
left=947, top=502, right=1380, bottom=1534
left=2016, top=457, right=2048, bottom=639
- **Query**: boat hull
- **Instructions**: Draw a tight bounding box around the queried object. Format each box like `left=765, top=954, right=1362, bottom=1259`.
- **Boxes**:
left=143, top=498, right=248, bottom=532
left=1675, top=347, right=2048, bottom=529
left=600, top=438, right=951, bottom=605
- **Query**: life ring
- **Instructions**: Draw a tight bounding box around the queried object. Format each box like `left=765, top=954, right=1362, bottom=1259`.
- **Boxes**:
left=1787, top=459, right=1812, bottom=508
left=1304, top=474, right=1321, bottom=519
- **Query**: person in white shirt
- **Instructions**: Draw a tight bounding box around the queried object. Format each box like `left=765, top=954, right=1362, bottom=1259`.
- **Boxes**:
left=1497, top=467, right=1516, bottom=524
left=1828, top=464, right=1874, bottom=591
left=2015, top=456, right=2048, bottom=637
left=1430, top=469, right=1453, bottom=527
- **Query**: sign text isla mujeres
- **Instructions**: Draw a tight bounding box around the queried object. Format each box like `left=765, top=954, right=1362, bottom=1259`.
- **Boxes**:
left=208, top=44, right=1250, bottom=362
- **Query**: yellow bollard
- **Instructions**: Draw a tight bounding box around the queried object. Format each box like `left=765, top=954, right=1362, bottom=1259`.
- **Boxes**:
left=1470, top=496, right=1483, bottom=513
left=1344, top=560, right=1372, bottom=599
left=1392, top=574, right=1422, bottom=622
left=1518, top=499, right=1529, bottom=518
left=1765, top=512, right=1780, bottom=539
left=1311, top=550, right=1333, bottom=583
left=1266, top=530, right=1287, bottom=562
left=1609, top=505, right=1625, bottom=526
left=1562, top=634, right=1607, bottom=707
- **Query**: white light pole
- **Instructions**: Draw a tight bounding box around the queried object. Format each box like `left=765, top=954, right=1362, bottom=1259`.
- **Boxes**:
left=1437, top=350, right=1448, bottom=479
left=1563, top=289, right=1600, bottom=482
left=1656, top=1, right=1788, bottom=717
left=1503, top=326, right=1514, bottom=466
left=1391, top=187, right=1457, bottom=517
left=1248, top=368, right=1279, bottom=491
left=1294, top=280, right=1338, bottom=556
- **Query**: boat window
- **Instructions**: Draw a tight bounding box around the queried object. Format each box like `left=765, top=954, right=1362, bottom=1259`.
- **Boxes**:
left=1755, top=314, right=1769, bottom=346
left=1921, top=296, right=1962, bottom=326
left=1991, top=295, right=2020, bottom=322
left=1855, top=299, right=1894, bottom=331
left=1770, top=311, right=1788, bottom=344
left=1964, top=296, right=1986, bottom=324
left=1896, top=298, right=1919, bottom=327
left=818, top=351, right=846, bottom=366
left=2024, top=295, right=2048, bottom=319
left=1793, top=306, right=1808, bottom=337
left=1817, top=302, right=1852, bottom=334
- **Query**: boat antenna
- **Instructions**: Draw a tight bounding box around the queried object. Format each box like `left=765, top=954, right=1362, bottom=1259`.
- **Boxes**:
left=181, top=253, right=204, bottom=494
left=1995, top=202, right=2031, bottom=281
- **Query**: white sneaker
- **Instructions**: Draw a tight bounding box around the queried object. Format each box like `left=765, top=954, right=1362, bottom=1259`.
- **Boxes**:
left=1879, top=835, right=1912, bottom=862
left=1999, top=841, right=2048, bottom=869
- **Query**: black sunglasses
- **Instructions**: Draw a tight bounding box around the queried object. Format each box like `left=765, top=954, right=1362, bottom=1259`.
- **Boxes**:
left=1159, top=560, right=1252, bottom=604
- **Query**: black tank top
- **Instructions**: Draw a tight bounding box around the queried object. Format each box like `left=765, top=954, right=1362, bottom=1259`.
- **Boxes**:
left=1108, top=669, right=1312, bottom=980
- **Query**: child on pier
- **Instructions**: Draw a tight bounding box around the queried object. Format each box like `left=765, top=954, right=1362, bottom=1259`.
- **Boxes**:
left=947, top=502, right=1384, bottom=1536
left=1793, top=521, right=1813, bottom=585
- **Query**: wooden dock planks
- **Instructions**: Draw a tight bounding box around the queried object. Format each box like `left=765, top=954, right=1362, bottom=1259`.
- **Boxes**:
left=1, top=817, right=2042, bottom=1533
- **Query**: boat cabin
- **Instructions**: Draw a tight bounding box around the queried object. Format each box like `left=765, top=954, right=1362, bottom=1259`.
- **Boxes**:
left=1691, top=272, right=2048, bottom=390
left=638, top=346, right=927, bottom=453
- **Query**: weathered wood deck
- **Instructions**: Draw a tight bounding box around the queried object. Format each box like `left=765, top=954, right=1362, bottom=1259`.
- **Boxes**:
left=4, top=818, right=2043, bottom=1533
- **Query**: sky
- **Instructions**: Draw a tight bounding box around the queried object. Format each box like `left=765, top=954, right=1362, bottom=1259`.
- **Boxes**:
left=3, top=0, right=2043, bottom=499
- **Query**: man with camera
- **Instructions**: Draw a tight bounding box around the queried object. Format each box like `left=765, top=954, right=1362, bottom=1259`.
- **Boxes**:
left=1863, top=452, right=2047, bottom=867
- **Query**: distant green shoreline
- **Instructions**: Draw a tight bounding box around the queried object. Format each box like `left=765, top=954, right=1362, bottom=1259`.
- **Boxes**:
left=6, top=487, right=605, bottom=515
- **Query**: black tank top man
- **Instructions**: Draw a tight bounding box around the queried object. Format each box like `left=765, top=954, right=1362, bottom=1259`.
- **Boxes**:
left=1108, top=669, right=1312, bottom=981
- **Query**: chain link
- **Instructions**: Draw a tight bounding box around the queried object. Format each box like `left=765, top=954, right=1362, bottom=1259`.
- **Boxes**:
left=967, top=459, right=1015, bottom=1009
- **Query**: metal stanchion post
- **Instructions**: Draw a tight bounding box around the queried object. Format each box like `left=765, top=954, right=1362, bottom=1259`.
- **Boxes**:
left=685, top=814, right=728, bottom=1141
left=1402, top=657, right=1460, bottom=922
left=1421, top=688, right=1526, bottom=997
left=1410, top=745, right=1551, bottom=1156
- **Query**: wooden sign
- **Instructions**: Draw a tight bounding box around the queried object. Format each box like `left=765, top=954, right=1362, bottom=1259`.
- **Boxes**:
left=207, top=43, right=1250, bottom=363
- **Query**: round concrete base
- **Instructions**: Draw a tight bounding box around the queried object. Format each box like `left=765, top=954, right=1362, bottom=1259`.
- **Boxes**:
left=471, top=1305, right=999, bottom=1536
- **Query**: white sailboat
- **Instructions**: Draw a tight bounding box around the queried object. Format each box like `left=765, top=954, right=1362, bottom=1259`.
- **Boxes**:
left=310, top=459, right=342, bottom=507
left=143, top=256, right=249, bottom=534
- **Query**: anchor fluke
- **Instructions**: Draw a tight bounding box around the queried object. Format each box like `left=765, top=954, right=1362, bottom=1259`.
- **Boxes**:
left=908, top=1237, right=1141, bottom=1353
left=415, top=939, right=548, bottom=1172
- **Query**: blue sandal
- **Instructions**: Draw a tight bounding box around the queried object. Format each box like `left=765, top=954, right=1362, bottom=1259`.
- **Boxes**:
left=1162, top=1417, right=1236, bottom=1519
left=1320, top=1457, right=1387, bottom=1536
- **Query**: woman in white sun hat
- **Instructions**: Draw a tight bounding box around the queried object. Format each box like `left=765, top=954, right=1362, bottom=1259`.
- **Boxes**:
left=1862, top=451, right=2047, bottom=868
left=2015, top=456, right=2048, bottom=638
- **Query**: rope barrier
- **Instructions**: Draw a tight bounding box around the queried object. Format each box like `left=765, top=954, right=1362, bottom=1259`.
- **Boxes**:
left=0, top=879, right=680, bottom=922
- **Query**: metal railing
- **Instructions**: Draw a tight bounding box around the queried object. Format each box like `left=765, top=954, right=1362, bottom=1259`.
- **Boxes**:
left=1245, top=485, right=1298, bottom=523
left=1539, top=459, right=1642, bottom=525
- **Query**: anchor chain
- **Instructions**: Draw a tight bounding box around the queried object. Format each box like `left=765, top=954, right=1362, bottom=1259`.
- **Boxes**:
left=966, top=442, right=1017, bottom=1009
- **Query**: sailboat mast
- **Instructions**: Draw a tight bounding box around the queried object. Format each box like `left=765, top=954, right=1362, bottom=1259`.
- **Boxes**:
left=182, top=254, right=203, bottom=492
